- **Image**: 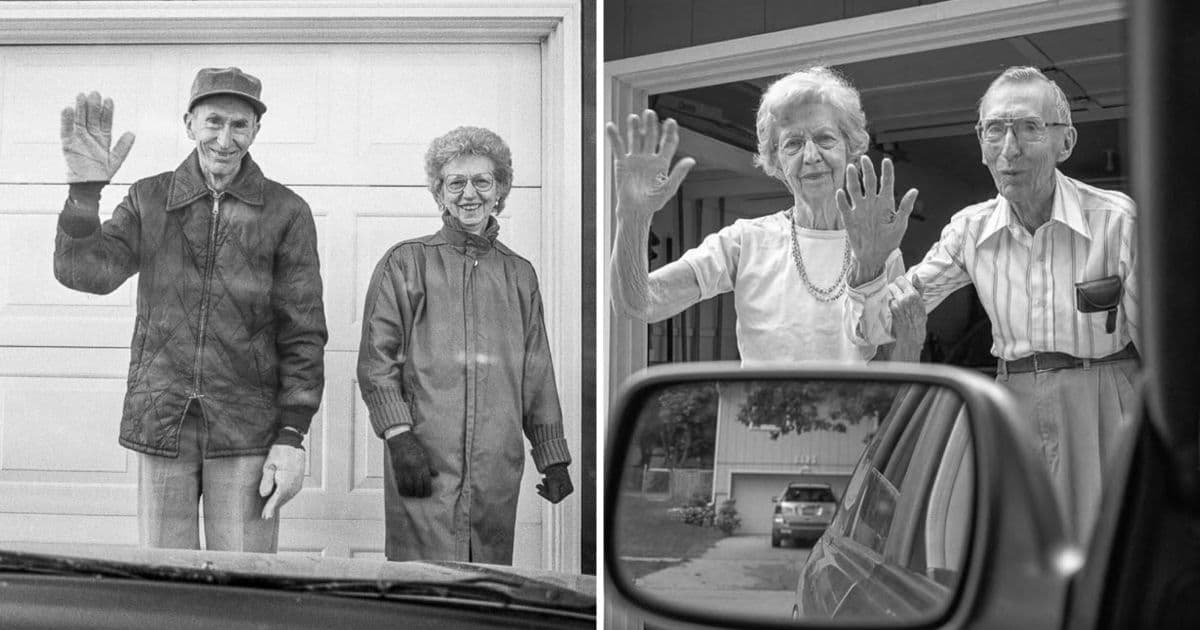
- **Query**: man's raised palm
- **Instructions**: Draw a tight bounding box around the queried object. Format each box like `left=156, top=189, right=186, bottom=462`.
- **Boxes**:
left=60, top=91, right=135, bottom=183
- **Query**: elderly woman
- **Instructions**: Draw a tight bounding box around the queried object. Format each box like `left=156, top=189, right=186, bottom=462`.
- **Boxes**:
left=609, top=66, right=921, bottom=363
left=356, top=126, right=573, bottom=564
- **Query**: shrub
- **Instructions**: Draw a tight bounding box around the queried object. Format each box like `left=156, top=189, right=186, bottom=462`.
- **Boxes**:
left=672, top=492, right=715, bottom=527
left=715, top=499, right=741, bottom=535
left=679, top=503, right=715, bottom=527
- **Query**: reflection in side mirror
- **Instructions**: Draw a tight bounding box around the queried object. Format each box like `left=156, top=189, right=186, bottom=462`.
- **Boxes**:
left=608, top=375, right=973, bottom=625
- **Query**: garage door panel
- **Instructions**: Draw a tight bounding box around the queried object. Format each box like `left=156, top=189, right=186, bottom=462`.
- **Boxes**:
left=351, top=387, right=385, bottom=492
left=0, top=377, right=129, bottom=474
left=730, top=474, right=790, bottom=535
left=358, top=45, right=541, bottom=187
left=301, top=398, right=326, bottom=491
left=0, top=52, right=157, bottom=184
left=4, top=213, right=135, bottom=308
left=0, top=184, right=135, bottom=320
left=0, top=349, right=137, bottom=519
left=200, top=51, right=348, bottom=186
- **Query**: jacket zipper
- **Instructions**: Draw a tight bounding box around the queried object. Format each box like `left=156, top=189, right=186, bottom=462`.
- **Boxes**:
left=191, top=191, right=223, bottom=397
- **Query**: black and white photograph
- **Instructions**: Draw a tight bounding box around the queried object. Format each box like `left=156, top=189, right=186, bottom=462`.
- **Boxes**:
left=602, top=0, right=1200, bottom=629
left=1, top=0, right=1200, bottom=629
left=0, top=1, right=596, bottom=628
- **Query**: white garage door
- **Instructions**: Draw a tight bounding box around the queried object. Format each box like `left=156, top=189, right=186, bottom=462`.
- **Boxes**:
left=730, top=473, right=849, bottom=535
left=0, top=43, right=558, bottom=565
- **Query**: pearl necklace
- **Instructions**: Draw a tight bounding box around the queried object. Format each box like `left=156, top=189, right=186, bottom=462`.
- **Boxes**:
left=787, top=208, right=850, bottom=302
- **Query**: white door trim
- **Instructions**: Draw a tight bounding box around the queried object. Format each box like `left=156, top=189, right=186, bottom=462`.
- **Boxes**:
left=0, top=0, right=584, bottom=574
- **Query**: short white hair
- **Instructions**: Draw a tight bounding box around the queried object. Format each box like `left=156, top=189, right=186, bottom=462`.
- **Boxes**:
left=978, top=66, right=1073, bottom=126
left=754, top=66, right=869, bottom=180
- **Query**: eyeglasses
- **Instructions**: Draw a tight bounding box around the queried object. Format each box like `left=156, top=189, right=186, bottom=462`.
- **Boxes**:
left=779, top=132, right=841, bottom=155
left=443, top=173, right=496, bottom=194
left=975, top=117, right=1069, bottom=143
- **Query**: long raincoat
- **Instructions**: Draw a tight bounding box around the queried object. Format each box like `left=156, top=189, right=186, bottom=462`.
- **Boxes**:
left=357, top=213, right=571, bottom=563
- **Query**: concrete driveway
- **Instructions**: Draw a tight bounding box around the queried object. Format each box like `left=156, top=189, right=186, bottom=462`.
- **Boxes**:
left=634, top=534, right=809, bottom=622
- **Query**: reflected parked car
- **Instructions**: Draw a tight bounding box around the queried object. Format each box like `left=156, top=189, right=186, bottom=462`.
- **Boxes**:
left=771, top=483, right=838, bottom=548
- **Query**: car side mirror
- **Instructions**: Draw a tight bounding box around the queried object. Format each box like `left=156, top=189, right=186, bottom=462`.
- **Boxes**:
left=605, top=362, right=1080, bottom=628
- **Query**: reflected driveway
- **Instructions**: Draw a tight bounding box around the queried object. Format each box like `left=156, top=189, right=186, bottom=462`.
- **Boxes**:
left=634, top=534, right=809, bottom=620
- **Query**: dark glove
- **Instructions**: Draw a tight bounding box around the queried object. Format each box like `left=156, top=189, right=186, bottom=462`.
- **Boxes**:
left=536, top=464, right=573, bottom=504
left=385, top=431, right=439, bottom=498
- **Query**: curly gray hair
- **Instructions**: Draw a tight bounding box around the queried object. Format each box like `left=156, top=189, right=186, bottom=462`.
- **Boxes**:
left=754, top=65, right=870, bottom=181
left=424, top=126, right=514, bottom=214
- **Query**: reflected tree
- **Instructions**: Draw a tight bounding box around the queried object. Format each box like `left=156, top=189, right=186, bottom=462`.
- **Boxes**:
left=638, top=383, right=718, bottom=468
left=735, top=381, right=897, bottom=439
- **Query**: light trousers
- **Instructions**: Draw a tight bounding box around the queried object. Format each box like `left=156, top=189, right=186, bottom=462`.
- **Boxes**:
left=137, top=402, right=278, bottom=552
left=997, top=358, right=1138, bottom=546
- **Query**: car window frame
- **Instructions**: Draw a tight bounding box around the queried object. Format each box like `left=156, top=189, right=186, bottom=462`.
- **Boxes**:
left=886, top=388, right=964, bottom=569
left=921, top=408, right=975, bottom=586
left=846, top=386, right=938, bottom=556
left=831, top=383, right=929, bottom=538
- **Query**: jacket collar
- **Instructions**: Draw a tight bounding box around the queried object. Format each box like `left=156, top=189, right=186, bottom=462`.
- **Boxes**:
left=439, top=211, right=500, bottom=251
left=166, top=150, right=266, bottom=211
left=976, top=169, right=1091, bottom=246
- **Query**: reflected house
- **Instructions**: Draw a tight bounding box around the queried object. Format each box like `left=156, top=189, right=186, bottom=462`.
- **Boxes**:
left=710, top=382, right=879, bottom=536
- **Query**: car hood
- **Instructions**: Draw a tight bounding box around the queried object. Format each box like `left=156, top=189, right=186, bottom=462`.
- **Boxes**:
left=1, top=543, right=594, bottom=603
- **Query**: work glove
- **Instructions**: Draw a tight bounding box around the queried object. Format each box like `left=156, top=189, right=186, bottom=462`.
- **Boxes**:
left=259, top=444, right=306, bottom=520
left=60, top=91, right=136, bottom=183
left=386, top=431, right=439, bottom=498
left=536, top=464, right=573, bottom=504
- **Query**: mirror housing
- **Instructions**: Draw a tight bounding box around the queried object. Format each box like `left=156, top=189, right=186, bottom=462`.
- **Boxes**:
left=605, top=361, right=1081, bottom=629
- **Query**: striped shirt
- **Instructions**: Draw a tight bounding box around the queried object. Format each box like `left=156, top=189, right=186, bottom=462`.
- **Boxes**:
left=845, top=170, right=1139, bottom=361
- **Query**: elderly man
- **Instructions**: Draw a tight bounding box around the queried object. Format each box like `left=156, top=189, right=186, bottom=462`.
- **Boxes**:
left=841, top=66, right=1139, bottom=544
left=54, top=68, right=327, bottom=551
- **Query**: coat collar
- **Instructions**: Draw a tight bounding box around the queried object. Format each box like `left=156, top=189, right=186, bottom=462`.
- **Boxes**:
left=976, top=169, right=1091, bottom=246
left=166, top=150, right=266, bottom=211
left=439, top=212, right=500, bottom=250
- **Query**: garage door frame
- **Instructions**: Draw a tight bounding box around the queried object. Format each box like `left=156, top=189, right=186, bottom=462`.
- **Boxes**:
left=0, top=0, right=584, bottom=574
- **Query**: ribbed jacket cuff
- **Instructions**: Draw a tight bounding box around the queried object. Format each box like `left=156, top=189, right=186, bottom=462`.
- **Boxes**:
left=363, top=386, right=414, bottom=437
left=279, top=405, right=315, bottom=434
left=529, top=423, right=571, bottom=473
left=58, top=182, right=106, bottom=238
left=272, top=428, right=305, bottom=450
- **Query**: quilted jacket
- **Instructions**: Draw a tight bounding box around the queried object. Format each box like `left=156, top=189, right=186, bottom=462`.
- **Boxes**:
left=54, top=151, right=327, bottom=457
